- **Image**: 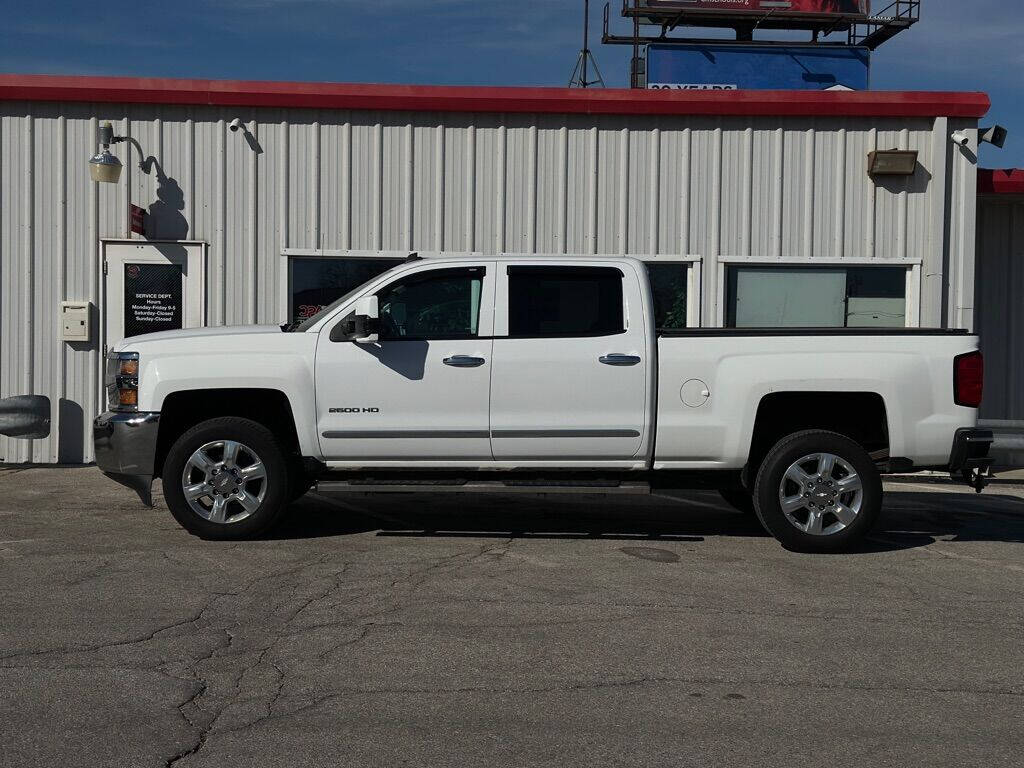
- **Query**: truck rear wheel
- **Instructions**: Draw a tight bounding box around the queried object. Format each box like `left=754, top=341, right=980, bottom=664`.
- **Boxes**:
left=163, top=417, right=291, bottom=540
left=753, top=430, right=882, bottom=553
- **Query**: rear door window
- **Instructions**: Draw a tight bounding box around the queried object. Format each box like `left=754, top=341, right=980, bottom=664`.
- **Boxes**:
left=507, top=266, right=624, bottom=337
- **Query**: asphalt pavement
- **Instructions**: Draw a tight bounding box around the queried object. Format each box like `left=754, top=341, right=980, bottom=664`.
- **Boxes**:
left=1, top=466, right=1023, bottom=767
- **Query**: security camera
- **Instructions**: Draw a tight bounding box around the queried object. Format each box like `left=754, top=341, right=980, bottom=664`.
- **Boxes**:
left=951, top=131, right=971, bottom=148
left=228, top=118, right=243, bottom=133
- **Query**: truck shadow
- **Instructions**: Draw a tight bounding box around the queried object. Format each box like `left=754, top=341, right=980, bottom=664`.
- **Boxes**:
left=866, top=488, right=1024, bottom=551
left=272, top=487, right=1024, bottom=552
left=274, top=491, right=759, bottom=543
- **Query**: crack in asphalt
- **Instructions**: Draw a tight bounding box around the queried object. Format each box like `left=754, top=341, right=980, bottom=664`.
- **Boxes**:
left=11, top=485, right=1024, bottom=768
left=140, top=540, right=509, bottom=767
left=0, top=598, right=222, bottom=664
left=211, top=673, right=1024, bottom=742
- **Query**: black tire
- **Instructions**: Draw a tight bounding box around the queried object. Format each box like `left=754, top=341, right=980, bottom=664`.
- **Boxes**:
left=753, top=429, right=882, bottom=553
left=718, top=485, right=755, bottom=515
left=163, top=417, right=292, bottom=540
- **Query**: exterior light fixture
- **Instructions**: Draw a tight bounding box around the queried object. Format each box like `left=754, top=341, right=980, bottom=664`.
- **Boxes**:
left=867, top=149, right=918, bottom=177
left=980, top=125, right=1008, bottom=149
left=89, top=121, right=124, bottom=184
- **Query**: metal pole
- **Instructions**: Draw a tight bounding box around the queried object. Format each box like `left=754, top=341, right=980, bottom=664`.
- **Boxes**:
left=582, top=0, right=590, bottom=88
left=633, top=0, right=641, bottom=88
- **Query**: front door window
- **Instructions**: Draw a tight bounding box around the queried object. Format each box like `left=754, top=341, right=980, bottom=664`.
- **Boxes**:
left=377, top=268, right=484, bottom=340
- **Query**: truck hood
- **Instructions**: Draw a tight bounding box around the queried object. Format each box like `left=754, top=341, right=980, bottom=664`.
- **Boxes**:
left=115, top=325, right=287, bottom=350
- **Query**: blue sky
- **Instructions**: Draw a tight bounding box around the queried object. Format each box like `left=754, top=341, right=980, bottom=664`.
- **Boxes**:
left=1, top=0, right=1019, bottom=166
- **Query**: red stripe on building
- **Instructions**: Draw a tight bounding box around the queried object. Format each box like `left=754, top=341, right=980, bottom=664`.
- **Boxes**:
left=978, top=169, right=1024, bottom=195
left=0, top=74, right=991, bottom=119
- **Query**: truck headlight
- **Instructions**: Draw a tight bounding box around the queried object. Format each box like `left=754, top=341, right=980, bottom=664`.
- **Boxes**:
left=106, top=352, right=140, bottom=411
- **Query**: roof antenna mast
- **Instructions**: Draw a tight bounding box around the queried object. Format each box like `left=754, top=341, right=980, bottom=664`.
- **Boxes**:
left=569, top=0, right=605, bottom=89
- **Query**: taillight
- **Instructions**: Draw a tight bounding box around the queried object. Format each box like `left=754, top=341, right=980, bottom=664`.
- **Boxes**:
left=954, top=351, right=984, bottom=408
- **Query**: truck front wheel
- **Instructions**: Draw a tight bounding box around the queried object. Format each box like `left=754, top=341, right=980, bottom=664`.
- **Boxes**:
left=753, top=430, right=882, bottom=553
left=163, top=417, right=291, bottom=540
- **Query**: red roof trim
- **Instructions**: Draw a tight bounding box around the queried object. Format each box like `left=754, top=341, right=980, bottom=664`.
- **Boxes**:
left=978, top=169, right=1024, bottom=195
left=0, top=74, right=991, bottom=119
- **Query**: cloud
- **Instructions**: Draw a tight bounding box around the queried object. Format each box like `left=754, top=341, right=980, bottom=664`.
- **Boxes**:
left=0, top=56, right=127, bottom=76
left=6, top=20, right=179, bottom=49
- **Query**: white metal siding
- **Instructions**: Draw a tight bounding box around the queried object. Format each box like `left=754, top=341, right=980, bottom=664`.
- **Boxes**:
left=0, top=101, right=978, bottom=464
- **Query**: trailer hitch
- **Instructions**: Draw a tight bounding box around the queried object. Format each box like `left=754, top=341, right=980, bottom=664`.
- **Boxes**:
left=956, top=461, right=993, bottom=494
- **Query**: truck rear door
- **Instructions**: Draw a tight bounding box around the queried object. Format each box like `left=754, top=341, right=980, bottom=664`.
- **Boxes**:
left=489, top=262, right=651, bottom=461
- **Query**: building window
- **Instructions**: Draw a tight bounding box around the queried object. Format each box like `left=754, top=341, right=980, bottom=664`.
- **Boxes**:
left=644, top=262, right=690, bottom=331
left=288, top=257, right=403, bottom=326
left=508, top=266, right=625, bottom=337
left=376, top=268, right=484, bottom=340
left=726, top=266, right=907, bottom=328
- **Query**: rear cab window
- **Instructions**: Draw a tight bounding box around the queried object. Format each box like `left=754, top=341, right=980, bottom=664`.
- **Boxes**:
left=506, top=266, right=625, bottom=338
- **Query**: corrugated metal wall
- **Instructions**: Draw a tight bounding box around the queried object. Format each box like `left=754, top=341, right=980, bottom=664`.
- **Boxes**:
left=976, top=195, right=1024, bottom=464
left=0, top=101, right=979, bottom=464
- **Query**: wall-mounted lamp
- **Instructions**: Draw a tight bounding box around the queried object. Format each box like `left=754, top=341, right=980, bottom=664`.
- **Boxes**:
left=980, top=125, right=1008, bottom=149
left=89, top=121, right=124, bottom=184
left=867, top=149, right=919, bottom=177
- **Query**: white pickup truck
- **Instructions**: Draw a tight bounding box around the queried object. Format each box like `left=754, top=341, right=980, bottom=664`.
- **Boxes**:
left=94, top=255, right=993, bottom=552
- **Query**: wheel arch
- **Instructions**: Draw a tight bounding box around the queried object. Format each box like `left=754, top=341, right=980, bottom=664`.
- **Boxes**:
left=154, top=388, right=301, bottom=479
left=742, top=391, right=890, bottom=488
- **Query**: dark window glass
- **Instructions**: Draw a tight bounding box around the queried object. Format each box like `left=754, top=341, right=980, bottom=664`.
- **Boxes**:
left=508, top=266, right=624, bottom=337
left=845, top=266, right=907, bottom=327
left=645, top=263, right=688, bottom=330
left=376, top=268, right=484, bottom=340
left=289, top=257, right=402, bottom=326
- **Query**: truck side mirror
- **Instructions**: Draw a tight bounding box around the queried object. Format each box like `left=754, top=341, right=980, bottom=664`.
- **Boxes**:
left=352, top=295, right=380, bottom=344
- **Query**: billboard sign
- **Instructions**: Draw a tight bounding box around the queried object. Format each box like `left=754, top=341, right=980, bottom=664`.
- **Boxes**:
left=642, top=1, right=869, bottom=18
left=647, top=44, right=869, bottom=91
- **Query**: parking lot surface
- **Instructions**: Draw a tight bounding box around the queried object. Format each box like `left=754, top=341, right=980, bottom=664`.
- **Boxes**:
left=1, top=466, right=1023, bottom=768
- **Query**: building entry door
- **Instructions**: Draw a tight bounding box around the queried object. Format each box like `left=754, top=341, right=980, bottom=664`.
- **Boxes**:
left=103, top=240, right=206, bottom=352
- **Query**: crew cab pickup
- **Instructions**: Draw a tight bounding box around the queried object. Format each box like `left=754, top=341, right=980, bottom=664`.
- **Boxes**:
left=94, top=256, right=993, bottom=552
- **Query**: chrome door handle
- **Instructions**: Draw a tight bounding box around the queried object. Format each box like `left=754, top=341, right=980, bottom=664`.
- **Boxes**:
left=443, top=355, right=486, bottom=368
left=599, top=354, right=642, bottom=366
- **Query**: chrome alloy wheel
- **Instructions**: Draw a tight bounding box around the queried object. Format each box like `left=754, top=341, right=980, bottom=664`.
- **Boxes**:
left=180, top=440, right=268, bottom=524
left=777, top=452, right=864, bottom=536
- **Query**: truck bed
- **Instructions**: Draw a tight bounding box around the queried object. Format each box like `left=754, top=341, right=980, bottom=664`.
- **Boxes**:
left=653, top=329, right=980, bottom=470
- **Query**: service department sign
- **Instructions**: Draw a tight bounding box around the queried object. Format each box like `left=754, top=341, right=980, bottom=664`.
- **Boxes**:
left=124, top=263, right=183, bottom=338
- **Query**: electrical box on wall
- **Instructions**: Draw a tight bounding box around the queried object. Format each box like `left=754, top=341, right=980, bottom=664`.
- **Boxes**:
left=61, top=302, right=92, bottom=343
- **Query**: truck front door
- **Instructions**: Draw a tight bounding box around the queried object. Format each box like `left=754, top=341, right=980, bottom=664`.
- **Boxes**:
left=489, top=263, right=651, bottom=461
left=315, top=263, right=495, bottom=462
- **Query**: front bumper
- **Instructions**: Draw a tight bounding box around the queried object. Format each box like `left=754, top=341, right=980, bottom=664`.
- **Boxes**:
left=948, top=428, right=994, bottom=492
left=93, top=411, right=161, bottom=506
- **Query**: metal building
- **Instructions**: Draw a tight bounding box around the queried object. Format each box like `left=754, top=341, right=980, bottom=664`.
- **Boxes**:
left=0, top=75, right=990, bottom=464
left=977, top=169, right=1024, bottom=466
